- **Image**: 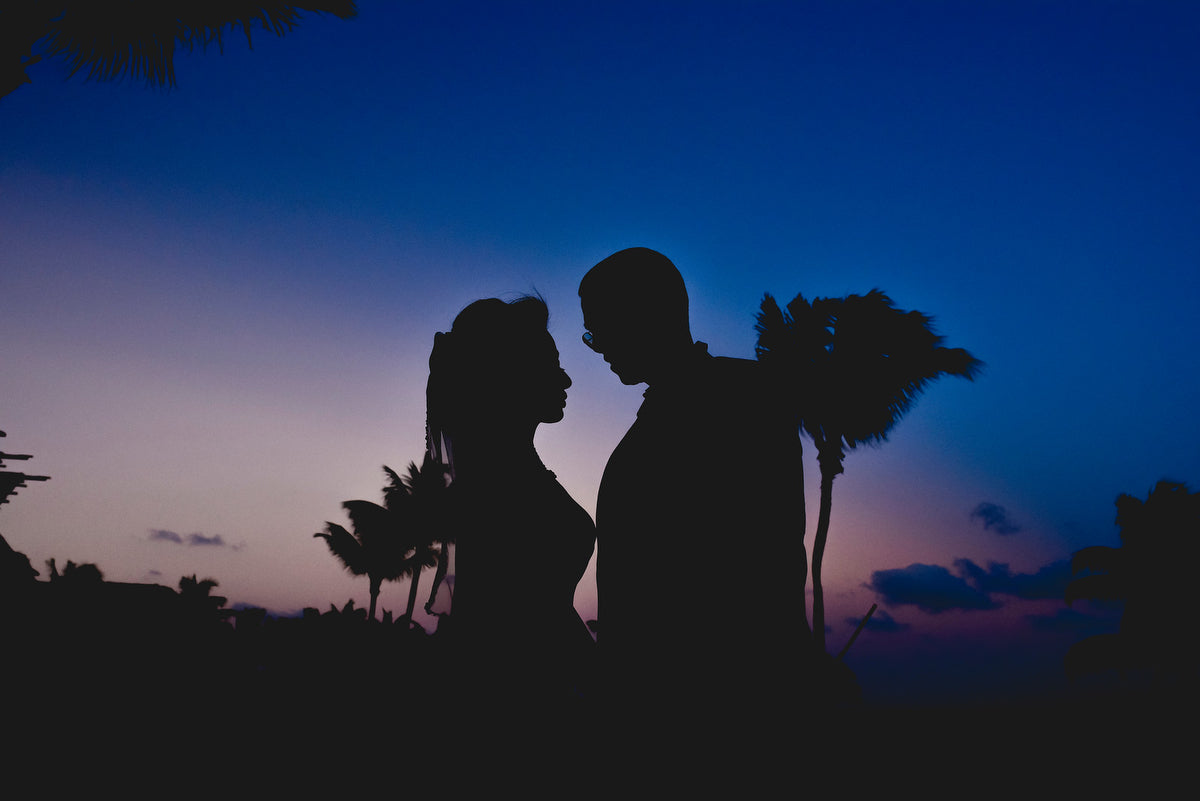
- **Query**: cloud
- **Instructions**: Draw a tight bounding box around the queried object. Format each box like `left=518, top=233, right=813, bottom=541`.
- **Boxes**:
left=866, top=563, right=999, bottom=613
left=148, top=529, right=229, bottom=548
left=953, top=558, right=1071, bottom=601
left=970, top=502, right=1021, bottom=535
left=868, top=557, right=1073, bottom=614
left=149, top=529, right=183, bottom=544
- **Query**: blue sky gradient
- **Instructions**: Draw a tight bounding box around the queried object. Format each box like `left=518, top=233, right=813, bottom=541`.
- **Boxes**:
left=3, top=1, right=1198, bottom=706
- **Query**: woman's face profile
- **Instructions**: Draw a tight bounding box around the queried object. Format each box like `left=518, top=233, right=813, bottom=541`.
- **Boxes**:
left=517, top=330, right=572, bottom=425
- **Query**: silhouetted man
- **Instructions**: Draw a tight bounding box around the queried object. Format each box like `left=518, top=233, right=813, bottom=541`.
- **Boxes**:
left=580, top=247, right=809, bottom=750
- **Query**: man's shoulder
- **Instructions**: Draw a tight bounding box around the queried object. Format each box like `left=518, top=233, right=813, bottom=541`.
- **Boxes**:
left=708, top=353, right=759, bottom=376
left=643, top=345, right=781, bottom=421
left=698, top=353, right=797, bottom=431
left=700, top=354, right=769, bottom=398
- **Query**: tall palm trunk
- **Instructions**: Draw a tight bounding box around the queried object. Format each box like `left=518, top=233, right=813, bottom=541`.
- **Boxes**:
left=404, top=567, right=422, bottom=621
left=425, top=542, right=451, bottom=614
left=811, top=435, right=844, bottom=657
left=368, top=577, right=381, bottom=622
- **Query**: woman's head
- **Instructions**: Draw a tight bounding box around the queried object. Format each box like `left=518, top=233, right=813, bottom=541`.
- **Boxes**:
left=427, top=296, right=571, bottom=459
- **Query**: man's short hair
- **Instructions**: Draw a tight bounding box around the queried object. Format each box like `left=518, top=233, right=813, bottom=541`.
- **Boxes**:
left=579, top=247, right=689, bottom=329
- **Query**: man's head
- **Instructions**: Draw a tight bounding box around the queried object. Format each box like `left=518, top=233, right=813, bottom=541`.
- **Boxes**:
left=579, top=247, right=693, bottom=385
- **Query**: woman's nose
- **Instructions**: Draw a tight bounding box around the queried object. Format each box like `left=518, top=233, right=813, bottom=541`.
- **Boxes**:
left=561, top=369, right=572, bottom=389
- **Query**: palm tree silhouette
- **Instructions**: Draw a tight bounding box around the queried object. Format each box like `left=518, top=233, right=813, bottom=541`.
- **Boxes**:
left=316, top=499, right=406, bottom=623
left=385, top=458, right=449, bottom=625
left=2, top=1, right=357, bottom=101
left=314, top=461, right=447, bottom=623
left=178, top=574, right=227, bottom=622
left=45, top=557, right=104, bottom=585
left=1065, top=480, right=1200, bottom=688
left=755, top=289, right=982, bottom=656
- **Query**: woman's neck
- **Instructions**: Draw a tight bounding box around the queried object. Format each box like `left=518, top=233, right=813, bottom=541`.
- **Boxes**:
left=449, top=425, right=544, bottom=481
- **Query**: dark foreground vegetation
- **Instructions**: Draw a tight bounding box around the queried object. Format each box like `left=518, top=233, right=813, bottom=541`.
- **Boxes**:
left=1, top=540, right=1191, bottom=792
left=1, top=563, right=441, bottom=725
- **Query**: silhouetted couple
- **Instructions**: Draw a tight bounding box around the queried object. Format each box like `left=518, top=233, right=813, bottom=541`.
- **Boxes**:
left=425, top=247, right=808, bottom=766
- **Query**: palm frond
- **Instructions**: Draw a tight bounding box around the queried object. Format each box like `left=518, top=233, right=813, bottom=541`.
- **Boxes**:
left=382, top=464, right=410, bottom=510
left=394, top=542, right=439, bottom=581
left=316, top=448, right=455, bottom=606
left=342, top=498, right=411, bottom=564
left=754, top=291, right=829, bottom=431
left=753, top=293, right=790, bottom=359
left=38, top=2, right=357, bottom=88
left=818, top=289, right=982, bottom=449
left=341, top=499, right=392, bottom=532
left=403, top=455, right=452, bottom=545
left=403, top=455, right=451, bottom=495
left=314, top=521, right=368, bottom=575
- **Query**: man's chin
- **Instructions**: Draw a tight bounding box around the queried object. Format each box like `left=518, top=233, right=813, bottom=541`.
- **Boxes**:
left=604, top=358, right=646, bottom=385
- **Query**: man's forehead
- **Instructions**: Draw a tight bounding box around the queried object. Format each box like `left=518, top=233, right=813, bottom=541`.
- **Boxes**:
left=580, top=297, right=602, bottom=326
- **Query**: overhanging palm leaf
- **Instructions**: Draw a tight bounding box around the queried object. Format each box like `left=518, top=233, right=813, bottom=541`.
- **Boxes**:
left=2, top=2, right=357, bottom=99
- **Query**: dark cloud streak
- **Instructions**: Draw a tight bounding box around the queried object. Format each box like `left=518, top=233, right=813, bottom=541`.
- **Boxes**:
left=971, top=502, right=1021, bottom=535
left=954, top=558, right=1070, bottom=601
left=148, top=529, right=227, bottom=548
left=867, top=557, right=1071, bottom=613
left=867, top=563, right=998, bottom=614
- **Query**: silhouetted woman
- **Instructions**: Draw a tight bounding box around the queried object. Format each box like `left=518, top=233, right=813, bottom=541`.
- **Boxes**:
left=424, top=296, right=596, bottom=725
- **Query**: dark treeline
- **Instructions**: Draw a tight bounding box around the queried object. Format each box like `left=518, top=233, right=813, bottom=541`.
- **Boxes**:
left=2, top=492, right=1195, bottom=788
left=0, top=550, right=461, bottom=786
left=1, top=542, right=442, bottom=722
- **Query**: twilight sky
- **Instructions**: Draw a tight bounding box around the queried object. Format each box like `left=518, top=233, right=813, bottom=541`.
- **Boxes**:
left=2, top=0, right=1198, bottom=707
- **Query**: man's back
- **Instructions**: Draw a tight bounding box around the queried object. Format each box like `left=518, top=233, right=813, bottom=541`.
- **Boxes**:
left=595, top=343, right=805, bottom=719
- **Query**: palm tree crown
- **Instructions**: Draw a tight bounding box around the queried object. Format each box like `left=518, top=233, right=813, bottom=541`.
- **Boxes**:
left=387, top=457, right=449, bottom=624
left=755, top=288, right=982, bottom=659
left=757, top=289, right=982, bottom=472
left=314, top=499, right=408, bottom=623
left=314, top=459, right=448, bottom=623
